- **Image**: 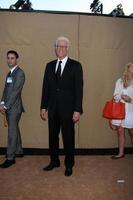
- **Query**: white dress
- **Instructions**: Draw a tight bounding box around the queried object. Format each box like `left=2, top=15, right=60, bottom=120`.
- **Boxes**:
left=111, top=78, right=133, bottom=128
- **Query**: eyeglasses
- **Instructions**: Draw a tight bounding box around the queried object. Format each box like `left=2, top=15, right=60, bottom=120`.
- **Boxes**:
left=55, top=45, right=68, bottom=49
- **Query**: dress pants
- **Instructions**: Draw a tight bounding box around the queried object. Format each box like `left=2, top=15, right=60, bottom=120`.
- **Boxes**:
left=6, top=113, right=23, bottom=160
left=48, top=111, right=75, bottom=168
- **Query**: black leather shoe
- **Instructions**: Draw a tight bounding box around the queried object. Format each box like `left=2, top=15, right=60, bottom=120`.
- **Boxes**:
left=16, top=153, right=24, bottom=158
left=0, top=159, right=16, bottom=168
left=65, top=167, right=73, bottom=176
left=43, top=162, right=60, bottom=171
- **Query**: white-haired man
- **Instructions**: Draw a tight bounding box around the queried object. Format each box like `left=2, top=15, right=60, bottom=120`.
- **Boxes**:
left=40, top=36, right=83, bottom=176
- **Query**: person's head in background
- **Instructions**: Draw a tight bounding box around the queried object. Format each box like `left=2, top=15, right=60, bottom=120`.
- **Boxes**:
left=7, top=50, right=19, bottom=69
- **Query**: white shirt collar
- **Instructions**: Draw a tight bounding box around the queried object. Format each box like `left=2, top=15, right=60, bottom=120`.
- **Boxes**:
left=57, top=56, right=68, bottom=63
left=56, top=56, right=68, bottom=74
left=10, top=65, right=18, bottom=74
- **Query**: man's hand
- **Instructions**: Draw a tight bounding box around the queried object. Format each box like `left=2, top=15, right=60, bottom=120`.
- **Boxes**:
left=72, top=112, right=80, bottom=123
left=121, top=94, right=132, bottom=103
left=0, top=105, right=6, bottom=114
left=40, top=109, right=48, bottom=121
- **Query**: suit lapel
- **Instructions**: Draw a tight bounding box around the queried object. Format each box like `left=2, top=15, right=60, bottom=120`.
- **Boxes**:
left=52, top=58, right=71, bottom=81
left=6, top=66, right=19, bottom=83
left=11, top=66, right=20, bottom=77
left=51, top=60, right=57, bottom=75
left=7, top=71, right=11, bottom=77
left=61, top=58, right=71, bottom=79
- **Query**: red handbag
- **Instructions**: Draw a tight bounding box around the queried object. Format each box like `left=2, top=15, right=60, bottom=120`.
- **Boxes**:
left=102, top=99, right=125, bottom=120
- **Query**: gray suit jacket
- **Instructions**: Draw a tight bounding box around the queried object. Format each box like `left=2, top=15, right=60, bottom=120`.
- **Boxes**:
left=1, top=66, right=25, bottom=113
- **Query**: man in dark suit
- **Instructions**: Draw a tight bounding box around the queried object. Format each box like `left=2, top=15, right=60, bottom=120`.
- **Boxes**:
left=0, top=50, right=25, bottom=168
left=40, top=36, right=83, bottom=176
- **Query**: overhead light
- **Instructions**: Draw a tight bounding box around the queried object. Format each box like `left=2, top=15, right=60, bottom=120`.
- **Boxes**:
left=9, top=0, right=33, bottom=11
left=110, top=4, right=125, bottom=16
left=10, top=0, right=25, bottom=10
left=90, top=0, right=103, bottom=14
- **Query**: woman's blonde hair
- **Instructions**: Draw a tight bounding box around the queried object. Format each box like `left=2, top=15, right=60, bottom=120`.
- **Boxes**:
left=121, top=62, right=133, bottom=88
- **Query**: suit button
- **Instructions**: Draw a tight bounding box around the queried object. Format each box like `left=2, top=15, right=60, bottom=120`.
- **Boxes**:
left=56, top=88, right=60, bottom=92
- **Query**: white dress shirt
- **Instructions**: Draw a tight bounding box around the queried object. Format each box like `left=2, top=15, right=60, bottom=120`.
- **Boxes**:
left=10, top=65, right=18, bottom=74
left=55, top=56, right=68, bottom=75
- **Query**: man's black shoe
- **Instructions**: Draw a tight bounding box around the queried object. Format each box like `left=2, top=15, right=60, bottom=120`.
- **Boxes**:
left=16, top=153, right=24, bottom=158
left=65, top=167, right=73, bottom=176
left=0, top=159, right=16, bottom=168
left=43, top=162, right=60, bottom=171
left=5, top=153, right=24, bottom=158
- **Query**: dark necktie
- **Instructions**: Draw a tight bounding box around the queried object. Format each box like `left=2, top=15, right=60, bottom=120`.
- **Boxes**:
left=56, top=61, right=62, bottom=81
left=8, top=71, right=11, bottom=77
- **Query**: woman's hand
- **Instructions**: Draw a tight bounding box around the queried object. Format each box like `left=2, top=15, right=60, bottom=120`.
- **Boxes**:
left=121, top=94, right=132, bottom=103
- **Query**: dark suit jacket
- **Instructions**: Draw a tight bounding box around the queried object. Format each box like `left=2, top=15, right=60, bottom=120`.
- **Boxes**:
left=41, top=58, right=83, bottom=119
left=1, top=66, right=25, bottom=113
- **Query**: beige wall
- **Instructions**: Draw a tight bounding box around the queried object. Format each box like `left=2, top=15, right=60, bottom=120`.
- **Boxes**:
left=0, top=11, right=133, bottom=148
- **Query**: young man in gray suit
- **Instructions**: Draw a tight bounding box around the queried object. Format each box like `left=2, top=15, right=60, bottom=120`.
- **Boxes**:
left=0, top=50, right=25, bottom=168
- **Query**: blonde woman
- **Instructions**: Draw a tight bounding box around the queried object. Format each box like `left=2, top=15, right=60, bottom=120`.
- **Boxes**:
left=111, top=62, right=133, bottom=159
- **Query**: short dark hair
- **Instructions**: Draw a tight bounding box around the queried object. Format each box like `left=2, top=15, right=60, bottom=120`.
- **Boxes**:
left=7, top=50, right=19, bottom=59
